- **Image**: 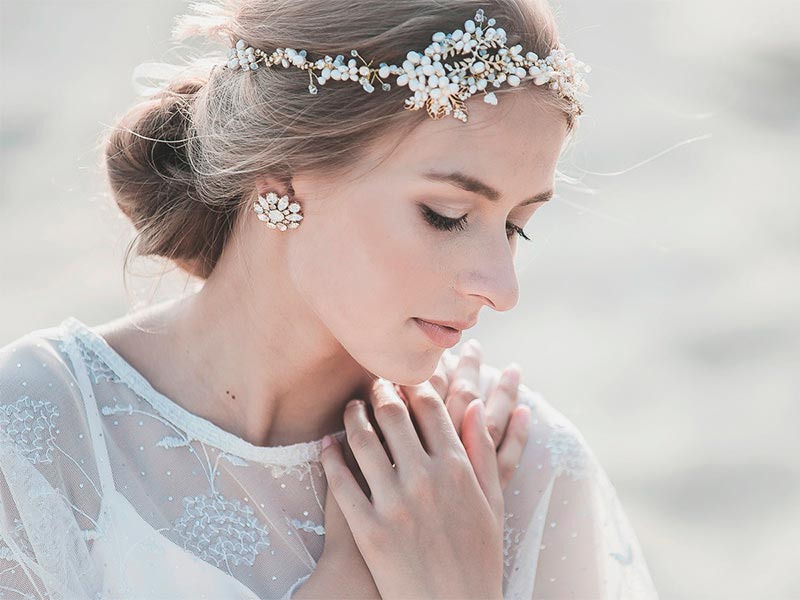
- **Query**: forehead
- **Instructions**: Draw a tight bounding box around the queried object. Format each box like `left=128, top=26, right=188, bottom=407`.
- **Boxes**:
left=367, top=91, right=568, bottom=192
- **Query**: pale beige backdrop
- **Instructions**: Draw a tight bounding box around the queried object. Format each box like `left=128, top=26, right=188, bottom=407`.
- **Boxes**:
left=1, top=0, right=798, bottom=598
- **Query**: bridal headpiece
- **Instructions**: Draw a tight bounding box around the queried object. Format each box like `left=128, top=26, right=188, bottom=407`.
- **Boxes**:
left=225, top=7, right=591, bottom=124
left=237, top=7, right=590, bottom=230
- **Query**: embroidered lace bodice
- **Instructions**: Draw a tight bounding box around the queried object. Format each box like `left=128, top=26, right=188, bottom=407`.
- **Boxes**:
left=0, top=317, right=658, bottom=599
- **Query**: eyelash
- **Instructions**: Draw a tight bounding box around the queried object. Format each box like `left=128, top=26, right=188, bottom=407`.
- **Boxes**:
left=420, top=205, right=532, bottom=242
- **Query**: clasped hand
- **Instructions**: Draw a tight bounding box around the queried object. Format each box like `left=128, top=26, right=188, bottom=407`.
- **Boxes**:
left=311, top=340, right=531, bottom=600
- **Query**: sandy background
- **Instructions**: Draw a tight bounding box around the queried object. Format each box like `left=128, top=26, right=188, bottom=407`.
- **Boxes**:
left=2, top=0, right=798, bottom=597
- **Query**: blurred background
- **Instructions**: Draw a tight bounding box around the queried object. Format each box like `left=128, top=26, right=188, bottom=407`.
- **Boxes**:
left=1, top=0, right=798, bottom=597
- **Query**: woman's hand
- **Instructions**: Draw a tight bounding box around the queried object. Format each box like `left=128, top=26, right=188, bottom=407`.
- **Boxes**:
left=319, top=351, right=524, bottom=599
left=402, top=338, right=531, bottom=490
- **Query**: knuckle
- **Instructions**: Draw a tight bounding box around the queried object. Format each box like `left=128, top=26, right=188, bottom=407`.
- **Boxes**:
left=404, top=474, right=434, bottom=502
left=382, top=496, right=414, bottom=523
left=441, top=450, right=469, bottom=472
left=415, top=390, right=444, bottom=411
left=448, top=379, right=481, bottom=402
left=348, top=428, right=374, bottom=453
left=486, top=421, right=504, bottom=446
left=362, top=522, right=389, bottom=549
left=374, top=399, right=407, bottom=423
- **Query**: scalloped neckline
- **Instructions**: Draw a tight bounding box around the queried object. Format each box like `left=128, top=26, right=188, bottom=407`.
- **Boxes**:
left=60, top=316, right=346, bottom=466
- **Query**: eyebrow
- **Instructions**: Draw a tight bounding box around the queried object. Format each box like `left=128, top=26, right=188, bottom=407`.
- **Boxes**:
left=421, top=170, right=554, bottom=206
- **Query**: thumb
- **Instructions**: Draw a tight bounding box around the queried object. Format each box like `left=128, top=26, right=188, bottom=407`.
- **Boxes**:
left=461, top=399, right=503, bottom=514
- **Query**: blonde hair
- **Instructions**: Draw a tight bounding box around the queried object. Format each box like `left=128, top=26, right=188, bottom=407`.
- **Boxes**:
left=104, top=0, right=577, bottom=280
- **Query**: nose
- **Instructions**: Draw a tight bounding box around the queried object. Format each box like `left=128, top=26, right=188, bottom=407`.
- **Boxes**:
left=456, top=233, right=520, bottom=312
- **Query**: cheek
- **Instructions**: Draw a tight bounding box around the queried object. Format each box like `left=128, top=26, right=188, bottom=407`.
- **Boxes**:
left=291, top=201, right=430, bottom=330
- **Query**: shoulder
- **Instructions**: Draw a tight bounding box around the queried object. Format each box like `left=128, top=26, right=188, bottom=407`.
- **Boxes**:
left=1, top=321, right=79, bottom=394
left=0, top=321, right=91, bottom=464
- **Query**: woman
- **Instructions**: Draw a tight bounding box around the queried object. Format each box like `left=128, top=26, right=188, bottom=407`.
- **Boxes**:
left=0, top=0, right=657, bottom=598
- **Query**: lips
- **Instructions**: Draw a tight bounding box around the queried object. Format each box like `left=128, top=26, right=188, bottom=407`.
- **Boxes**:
left=417, top=317, right=477, bottom=332
left=413, top=317, right=463, bottom=348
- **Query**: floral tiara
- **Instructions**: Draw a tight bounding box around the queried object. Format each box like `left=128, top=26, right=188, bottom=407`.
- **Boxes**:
left=224, top=7, right=591, bottom=123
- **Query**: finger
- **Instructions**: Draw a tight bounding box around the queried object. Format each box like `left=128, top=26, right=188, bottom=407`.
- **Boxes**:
left=401, top=379, right=465, bottom=458
left=446, top=339, right=483, bottom=436
left=321, top=435, right=374, bottom=527
left=367, top=379, right=427, bottom=472
left=461, top=399, right=503, bottom=515
left=343, top=399, right=396, bottom=498
left=484, top=364, right=522, bottom=449
left=429, top=358, right=450, bottom=400
left=341, top=434, right=372, bottom=499
left=496, top=404, right=532, bottom=490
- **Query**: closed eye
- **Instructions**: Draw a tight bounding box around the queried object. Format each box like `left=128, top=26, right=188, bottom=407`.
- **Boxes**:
left=419, top=204, right=532, bottom=242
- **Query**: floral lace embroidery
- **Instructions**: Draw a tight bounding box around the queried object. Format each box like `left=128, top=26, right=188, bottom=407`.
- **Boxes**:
left=58, top=336, right=122, bottom=385
left=0, top=395, right=60, bottom=465
left=544, top=422, right=589, bottom=481
left=100, top=400, right=278, bottom=572
left=173, top=493, right=271, bottom=567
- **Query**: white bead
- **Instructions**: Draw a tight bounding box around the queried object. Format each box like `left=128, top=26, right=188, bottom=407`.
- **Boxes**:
left=470, top=61, right=485, bottom=74
left=227, top=59, right=239, bottom=70
left=464, top=19, right=476, bottom=33
left=288, top=203, right=301, bottom=213
left=507, top=75, right=520, bottom=86
left=236, top=39, right=246, bottom=50
left=269, top=210, right=284, bottom=222
left=277, top=196, right=289, bottom=210
left=406, top=51, right=421, bottom=64
left=432, top=32, right=446, bottom=43
left=378, top=65, right=391, bottom=78
left=483, top=92, right=497, bottom=105
left=451, top=29, right=464, bottom=41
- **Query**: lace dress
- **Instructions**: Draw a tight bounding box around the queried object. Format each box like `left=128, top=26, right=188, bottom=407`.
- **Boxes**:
left=0, top=317, right=658, bottom=599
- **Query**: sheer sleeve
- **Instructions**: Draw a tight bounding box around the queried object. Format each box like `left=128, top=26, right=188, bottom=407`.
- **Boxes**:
left=0, top=333, right=104, bottom=599
left=502, top=384, right=659, bottom=599
left=438, top=349, right=658, bottom=599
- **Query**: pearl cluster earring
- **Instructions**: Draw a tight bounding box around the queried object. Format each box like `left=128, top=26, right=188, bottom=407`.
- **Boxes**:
left=253, top=192, right=304, bottom=230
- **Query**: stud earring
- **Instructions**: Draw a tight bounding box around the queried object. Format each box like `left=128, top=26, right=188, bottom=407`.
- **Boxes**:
left=253, top=191, right=304, bottom=230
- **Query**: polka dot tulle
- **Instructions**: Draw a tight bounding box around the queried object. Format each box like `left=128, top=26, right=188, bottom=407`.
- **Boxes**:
left=0, top=317, right=658, bottom=599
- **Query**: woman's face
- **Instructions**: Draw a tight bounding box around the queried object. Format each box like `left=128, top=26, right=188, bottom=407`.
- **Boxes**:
left=283, top=92, right=568, bottom=385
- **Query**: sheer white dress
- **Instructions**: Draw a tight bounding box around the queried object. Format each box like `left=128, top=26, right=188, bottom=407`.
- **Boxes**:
left=0, top=317, right=658, bottom=599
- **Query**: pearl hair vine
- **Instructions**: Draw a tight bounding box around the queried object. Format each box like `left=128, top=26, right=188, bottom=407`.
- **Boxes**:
left=225, top=7, right=591, bottom=123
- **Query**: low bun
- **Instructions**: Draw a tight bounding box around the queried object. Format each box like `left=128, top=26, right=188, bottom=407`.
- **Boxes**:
left=104, top=76, right=237, bottom=280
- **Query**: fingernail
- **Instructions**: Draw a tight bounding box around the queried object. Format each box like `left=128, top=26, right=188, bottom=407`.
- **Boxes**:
left=321, top=435, right=332, bottom=450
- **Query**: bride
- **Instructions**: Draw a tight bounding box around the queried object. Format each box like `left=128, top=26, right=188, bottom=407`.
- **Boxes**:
left=0, top=0, right=657, bottom=598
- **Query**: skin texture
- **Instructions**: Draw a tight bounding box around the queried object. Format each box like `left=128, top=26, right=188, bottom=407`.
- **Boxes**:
left=96, top=90, right=568, bottom=455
